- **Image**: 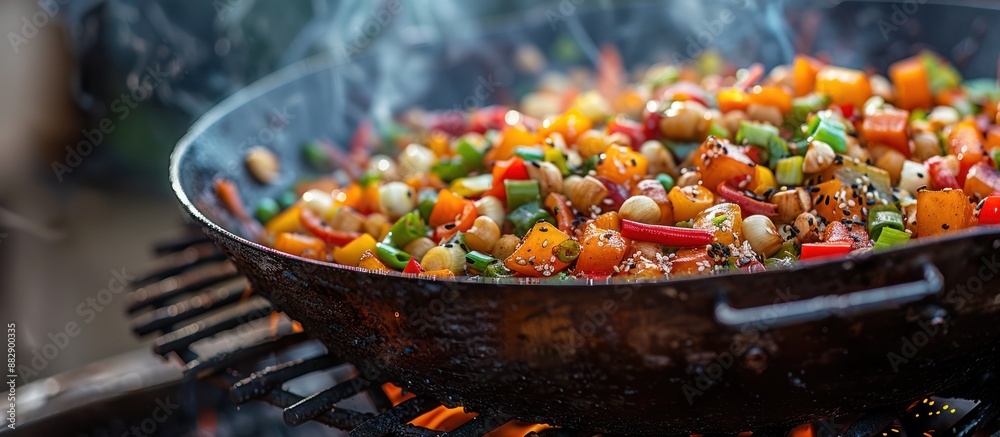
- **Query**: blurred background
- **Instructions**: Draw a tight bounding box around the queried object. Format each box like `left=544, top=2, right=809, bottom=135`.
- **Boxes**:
left=0, top=0, right=998, bottom=435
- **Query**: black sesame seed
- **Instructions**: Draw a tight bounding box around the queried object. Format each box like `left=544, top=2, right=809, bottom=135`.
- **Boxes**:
left=942, top=223, right=950, bottom=230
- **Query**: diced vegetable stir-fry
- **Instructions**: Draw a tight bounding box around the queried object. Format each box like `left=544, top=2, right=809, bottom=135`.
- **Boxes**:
left=228, top=49, right=1000, bottom=280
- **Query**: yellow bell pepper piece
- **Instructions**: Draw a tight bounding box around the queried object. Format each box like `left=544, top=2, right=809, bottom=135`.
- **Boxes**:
left=750, top=165, right=778, bottom=196
left=668, top=185, right=715, bottom=223
left=358, top=250, right=391, bottom=272
left=265, top=205, right=303, bottom=235
left=333, top=233, right=377, bottom=266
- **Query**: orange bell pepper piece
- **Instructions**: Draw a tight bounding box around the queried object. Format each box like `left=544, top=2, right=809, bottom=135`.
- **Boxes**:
left=503, top=221, right=573, bottom=277
left=595, top=145, right=648, bottom=186
left=717, top=88, right=750, bottom=113
left=486, top=126, right=538, bottom=162
left=434, top=202, right=477, bottom=243
left=862, top=108, right=911, bottom=157
left=428, top=189, right=471, bottom=227
left=793, top=54, right=824, bottom=97
left=815, top=66, right=872, bottom=108
left=358, top=250, right=392, bottom=272
left=890, top=56, right=933, bottom=110
left=539, top=108, right=592, bottom=145
left=575, top=224, right=630, bottom=276
left=748, top=86, right=792, bottom=113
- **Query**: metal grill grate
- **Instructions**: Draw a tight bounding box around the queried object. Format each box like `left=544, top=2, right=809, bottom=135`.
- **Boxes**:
left=127, top=229, right=1000, bottom=437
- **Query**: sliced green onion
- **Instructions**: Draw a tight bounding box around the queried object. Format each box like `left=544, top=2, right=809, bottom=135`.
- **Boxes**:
left=442, top=232, right=469, bottom=253
left=581, top=155, right=601, bottom=175
left=866, top=204, right=904, bottom=241
left=873, top=227, right=911, bottom=251
left=544, top=147, right=570, bottom=176
left=456, top=137, right=487, bottom=171
left=375, top=242, right=412, bottom=270
left=736, top=121, right=779, bottom=148
left=554, top=239, right=581, bottom=263
left=786, top=93, right=830, bottom=130
left=417, top=189, right=438, bottom=223
left=991, top=149, right=1000, bottom=171
left=707, top=120, right=730, bottom=140
left=507, top=201, right=556, bottom=237
left=712, top=215, right=728, bottom=226
left=386, top=211, right=428, bottom=248
left=768, top=136, right=792, bottom=167
left=254, top=198, right=281, bottom=223
left=358, top=172, right=381, bottom=188
left=922, top=51, right=962, bottom=94
left=514, top=146, right=545, bottom=162
left=465, top=250, right=497, bottom=273
left=775, top=156, right=805, bottom=186
left=656, top=173, right=675, bottom=192
left=482, top=261, right=514, bottom=278
left=431, top=159, right=466, bottom=183
left=806, top=116, right=847, bottom=153
left=505, top=179, right=541, bottom=212
left=674, top=220, right=693, bottom=228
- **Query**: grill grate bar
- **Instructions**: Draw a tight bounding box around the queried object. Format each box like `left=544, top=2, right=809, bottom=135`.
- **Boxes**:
left=127, top=262, right=240, bottom=313
left=185, top=331, right=310, bottom=379
left=442, top=414, right=508, bottom=437
left=132, top=281, right=249, bottom=336
left=949, top=399, right=999, bottom=437
left=284, top=378, right=378, bottom=426
left=153, top=297, right=272, bottom=355
left=349, top=397, right=442, bottom=437
left=133, top=243, right=226, bottom=287
left=231, top=354, right=343, bottom=404
left=253, top=381, right=377, bottom=430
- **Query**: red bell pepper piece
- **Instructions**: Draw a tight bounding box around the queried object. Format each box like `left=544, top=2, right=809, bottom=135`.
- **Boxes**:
left=716, top=182, right=779, bottom=217
left=620, top=219, right=715, bottom=247
left=484, top=157, right=529, bottom=200
left=949, top=121, right=987, bottom=184
left=299, top=208, right=363, bottom=246
left=402, top=257, right=424, bottom=274
left=978, top=194, right=1000, bottom=225
left=799, top=242, right=853, bottom=261
left=607, top=115, right=646, bottom=149
left=468, top=105, right=509, bottom=134
left=642, top=105, right=663, bottom=141
left=926, top=156, right=961, bottom=190
left=434, top=202, right=477, bottom=243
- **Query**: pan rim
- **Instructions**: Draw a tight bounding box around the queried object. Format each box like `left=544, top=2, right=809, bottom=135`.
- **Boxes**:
left=170, top=53, right=1000, bottom=288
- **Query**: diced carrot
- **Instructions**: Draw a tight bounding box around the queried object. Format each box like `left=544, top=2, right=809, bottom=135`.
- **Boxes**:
left=815, top=66, right=872, bottom=108
left=691, top=138, right=756, bottom=193
left=949, top=121, right=987, bottom=184
left=889, top=56, right=933, bottom=110
left=669, top=247, right=714, bottom=276
left=274, top=232, right=326, bottom=260
left=862, top=108, right=911, bottom=157
left=213, top=178, right=248, bottom=219
left=812, top=179, right=864, bottom=224
left=915, top=189, right=974, bottom=238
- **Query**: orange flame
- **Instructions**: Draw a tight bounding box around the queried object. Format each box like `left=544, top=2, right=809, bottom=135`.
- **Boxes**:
left=268, top=312, right=280, bottom=337
left=291, top=321, right=303, bottom=333
left=378, top=383, right=549, bottom=436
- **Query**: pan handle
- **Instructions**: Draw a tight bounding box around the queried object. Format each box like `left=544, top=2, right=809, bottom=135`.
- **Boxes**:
left=714, top=263, right=943, bottom=329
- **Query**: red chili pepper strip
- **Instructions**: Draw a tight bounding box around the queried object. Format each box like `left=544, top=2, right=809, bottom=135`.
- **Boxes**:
left=299, top=208, right=362, bottom=246
left=735, top=63, right=764, bottom=91
left=979, top=194, right=1000, bottom=225
left=544, top=193, right=575, bottom=235
left=621, top=219, right=715, bottom=247
left=402, top=257, right=424, bottom=274
left=716, top=182, right=779, bottom=217
left=799, top=242, right=853, bottom=261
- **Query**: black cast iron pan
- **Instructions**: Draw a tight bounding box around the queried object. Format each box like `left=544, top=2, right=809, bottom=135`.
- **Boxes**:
left=169, top=2, right=1000, bottom=434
